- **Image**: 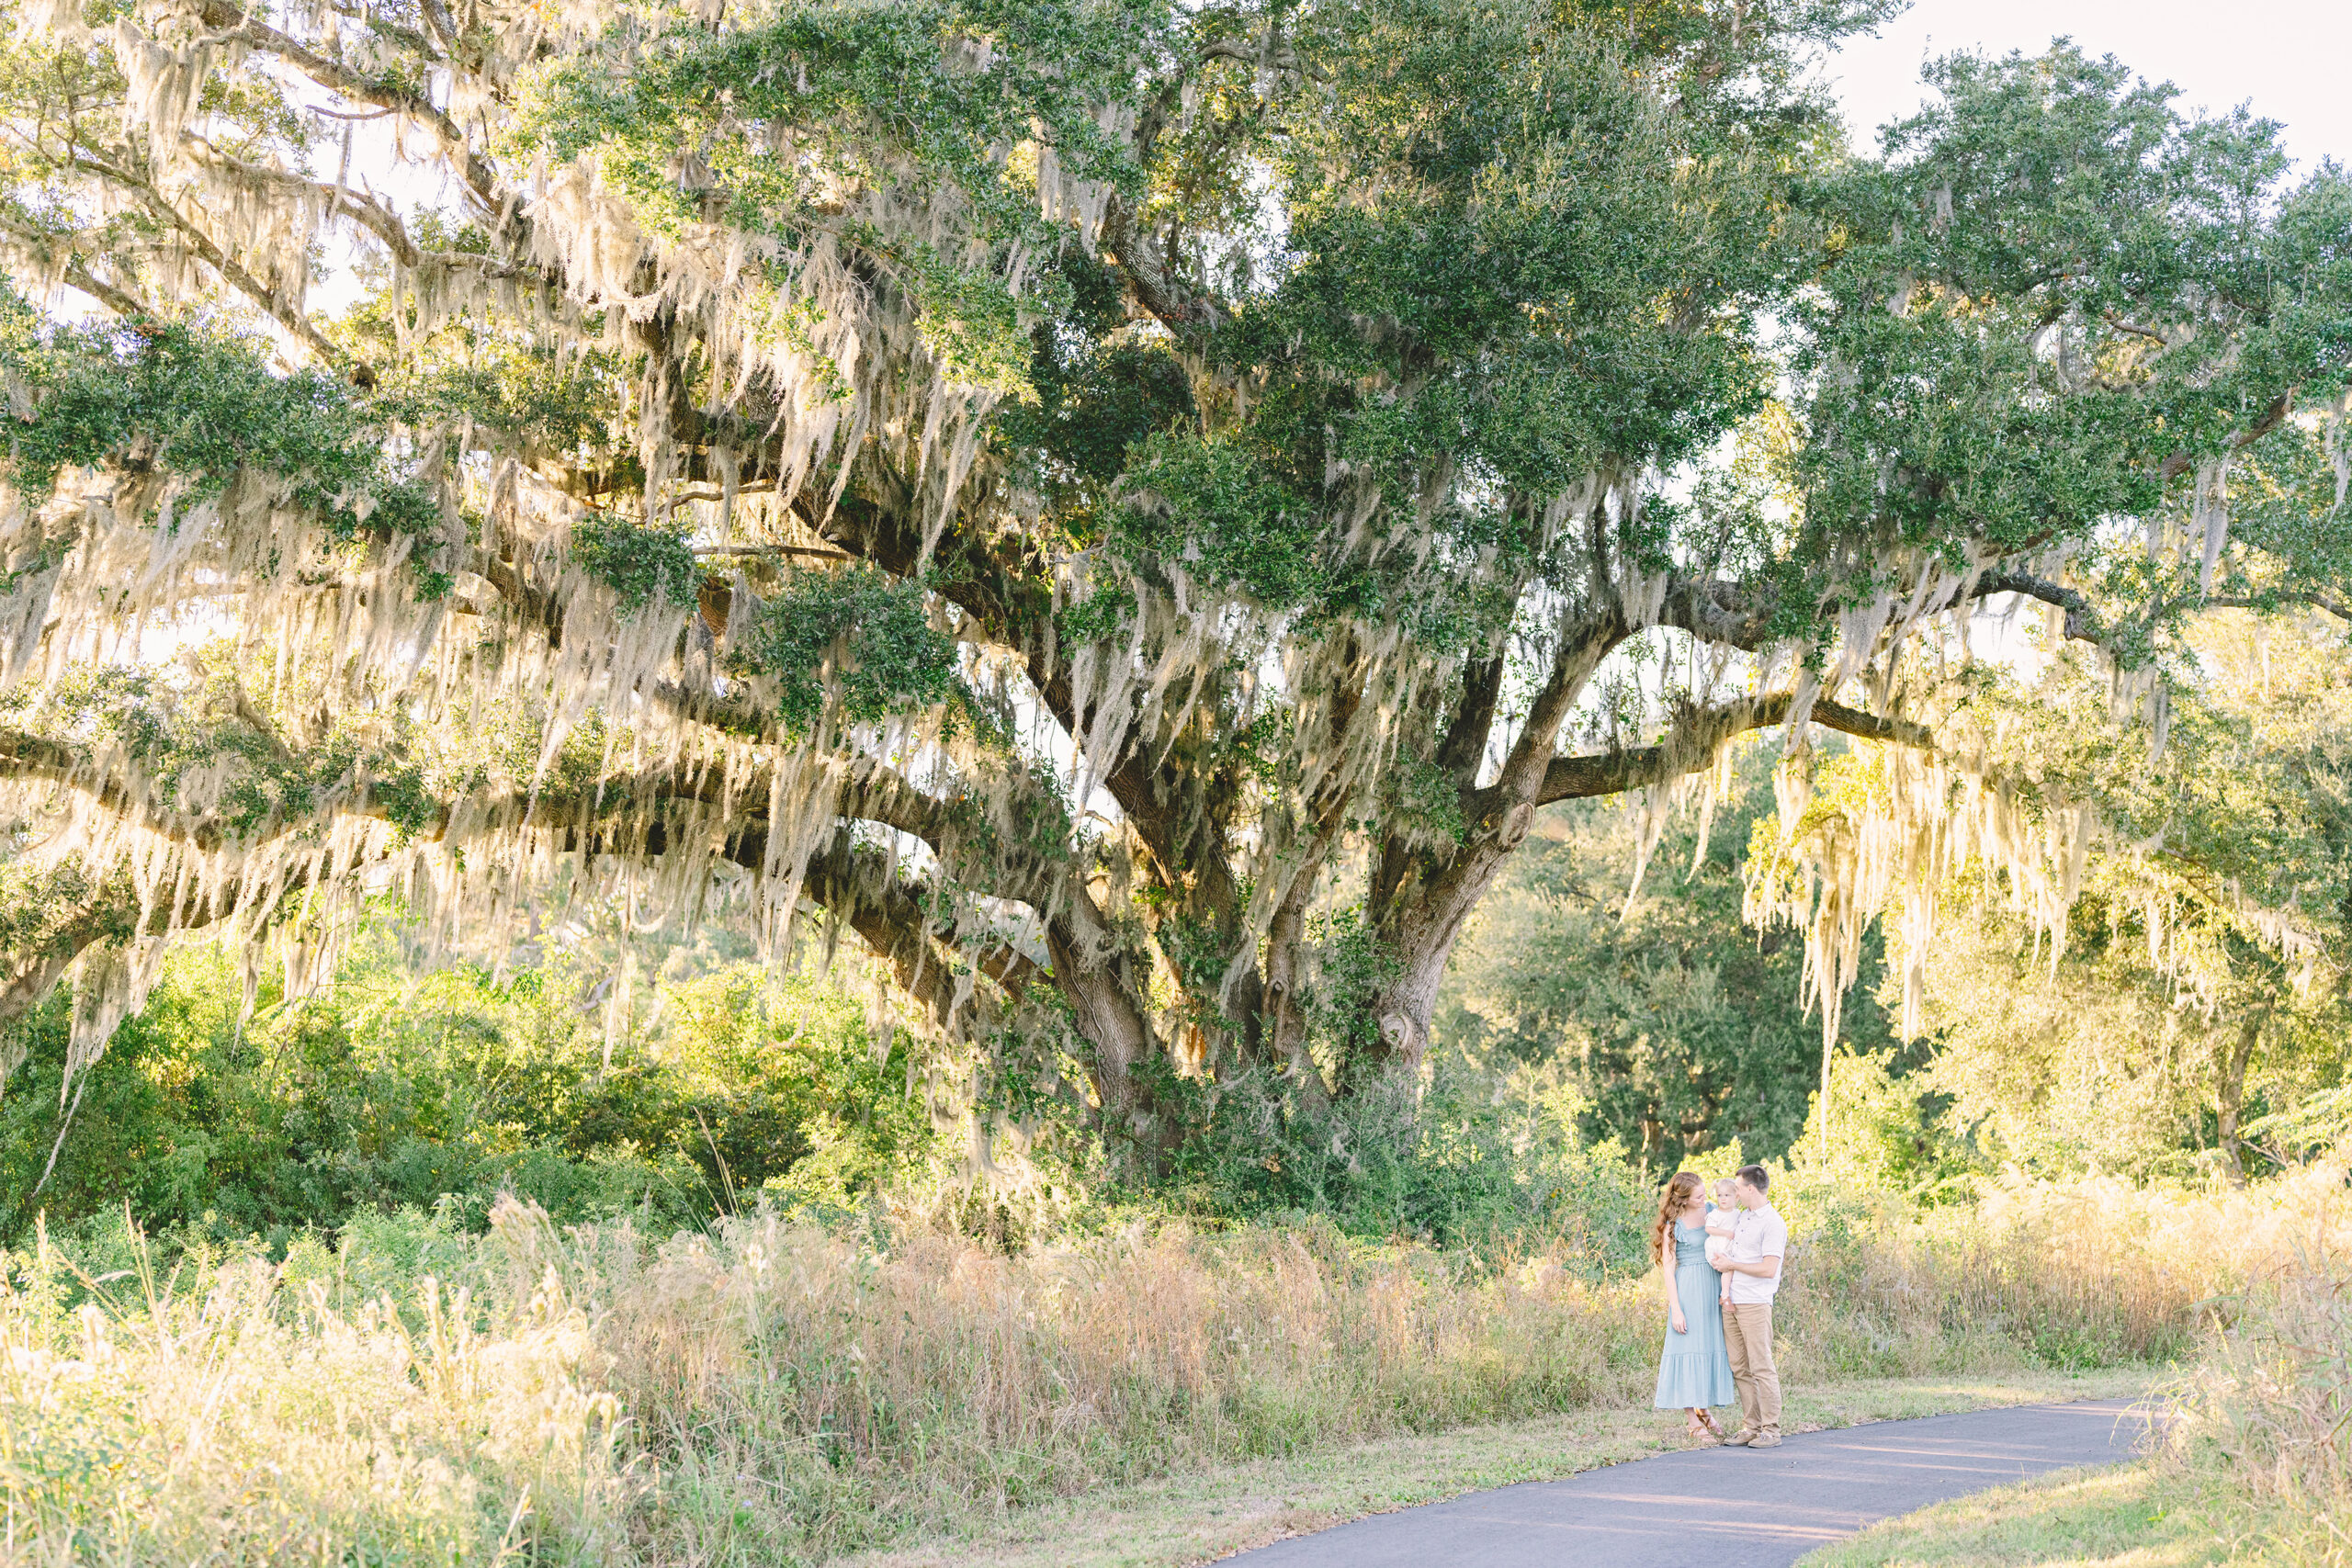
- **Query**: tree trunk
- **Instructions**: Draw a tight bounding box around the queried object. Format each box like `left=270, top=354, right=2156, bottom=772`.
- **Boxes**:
left=2215, top=1008, right=2265, bottom=1185
left=1357, top=617, right=1625, bottom=1089
left=1043, top=924, right=1181, bottom=1157
left=1362, top=816, right=1528, bottom=1083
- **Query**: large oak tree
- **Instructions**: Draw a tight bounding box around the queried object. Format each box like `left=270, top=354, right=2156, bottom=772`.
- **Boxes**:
left=1, top=0, right=2346, bottom=1166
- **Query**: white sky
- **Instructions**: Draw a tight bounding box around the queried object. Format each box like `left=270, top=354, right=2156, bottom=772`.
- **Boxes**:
left=1828, top=0, right=2352, bottom=171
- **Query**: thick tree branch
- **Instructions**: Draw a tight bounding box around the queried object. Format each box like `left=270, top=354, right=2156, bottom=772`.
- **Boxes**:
left=0, top=898, right=130, bottom=1029
left=801, top=490, right=1211, bottom=894
left=1490, top=617, right=1628, bottom=812
left=181, top=139, right=423, bottom=270
left=2157, top=393, right=2293, bottom=481
left=1657, top=576, right=1780, bottom=651
left=1100, top=194, right=1228, bottom=345
left=1969, top=570, right=2109, bottom=643
left=1436, top=653, right=1506, bottom=786
left=0, top=743, right=1052, bottom=1044
left=793, top=830, right=1042, bottom=1033
left=1661, top=566, right=2133, bottom=658
left=1523, top=694, right=1936, bottom=809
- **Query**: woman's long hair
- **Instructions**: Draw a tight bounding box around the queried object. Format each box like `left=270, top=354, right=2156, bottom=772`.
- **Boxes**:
left=1653, top=1172, right=1704, bottom=1266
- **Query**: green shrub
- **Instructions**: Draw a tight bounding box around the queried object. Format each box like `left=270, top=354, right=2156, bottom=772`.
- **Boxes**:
left=0, top=935, right=943, bottom=1257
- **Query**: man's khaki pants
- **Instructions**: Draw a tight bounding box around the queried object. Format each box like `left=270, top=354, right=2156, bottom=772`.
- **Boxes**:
left=1723, top=1302, right=1781, bottom=1438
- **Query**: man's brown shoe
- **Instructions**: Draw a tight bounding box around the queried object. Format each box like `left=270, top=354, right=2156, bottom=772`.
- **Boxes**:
left=1745, top=1433, right=1782, bottom=1449
left=1721, top=1431, right=1754, bottom=1447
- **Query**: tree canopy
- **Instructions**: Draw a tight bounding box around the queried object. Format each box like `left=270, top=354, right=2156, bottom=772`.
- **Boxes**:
left=2, top=0, right=2348, bottom=1172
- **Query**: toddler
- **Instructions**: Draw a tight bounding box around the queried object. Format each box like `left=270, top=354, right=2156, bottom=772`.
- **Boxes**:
left=1703, top=1178, right=1741, bottom=1268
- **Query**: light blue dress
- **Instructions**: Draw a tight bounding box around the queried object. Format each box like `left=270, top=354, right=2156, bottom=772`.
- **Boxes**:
left=1653, top=1213, right=1736, bottom=1409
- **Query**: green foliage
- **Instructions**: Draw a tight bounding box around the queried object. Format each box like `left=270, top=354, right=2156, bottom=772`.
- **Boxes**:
left=1791, top=1049, right=1989, bottom=1202
left=0, top=653, right=447, bottom=840
left=506, top=0, right=1147, bottom=398
left=569, top=513, right=698, bottom=614
left=1790, top=43, right=2352, bottom=665
left=371, top=341, right=620, bottom=460
left=0, top=860, right=131, bottom=977
left=1116, top=435, right=1332, bottom=609
left=1098, top=3, right=1787, bottom=639
left=0, top=939, right=941, bottom=1250
left=1155, top=1043, right=1652, bottom=1267
left=1440, top=755, right=1903, bottom=1168
left=992, top=306, right=1194, bottom=545
left=1870, top=618, right=2352, bottom=1183
left=0, top=286, right=440, bottom=551
left=1300, top=906, right=1399, bottom=1090
left=734, top=567, right=960, bottom=733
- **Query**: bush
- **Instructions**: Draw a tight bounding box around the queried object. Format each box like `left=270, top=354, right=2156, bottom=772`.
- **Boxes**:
left=1157, top=1044, right=1654, bottom=1269
left=0, top=937, right=944, bottom=1253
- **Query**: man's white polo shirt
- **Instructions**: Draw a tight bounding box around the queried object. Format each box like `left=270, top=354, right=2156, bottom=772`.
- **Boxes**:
left=1726, top=1202, right=1787, bottom=1306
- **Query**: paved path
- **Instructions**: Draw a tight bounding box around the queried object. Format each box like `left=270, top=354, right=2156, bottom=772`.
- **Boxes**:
left=1226, top=1400, right=2149, bottom=1567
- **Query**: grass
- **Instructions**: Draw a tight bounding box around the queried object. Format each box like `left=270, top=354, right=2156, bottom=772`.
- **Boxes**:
left=2, top=1153, right=2343, bottom=1565
left=1802, top=1213, right=2352, bottom=1568
left=836, top=1371, right=2157, bottom=1568
left=2, top=1201, right=2136, bottom=1566
left=1788, top=1461, right=2345, bottom=1568
left=1796, top=1464, right=2234, bottom=1568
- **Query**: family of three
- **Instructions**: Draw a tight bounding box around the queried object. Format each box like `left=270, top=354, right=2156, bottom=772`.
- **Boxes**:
left=1652, top=1163, right=1787, bottom=1448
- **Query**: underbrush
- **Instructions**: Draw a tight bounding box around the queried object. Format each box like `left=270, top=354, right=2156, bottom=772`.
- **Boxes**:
left=7, top=1156, right=2327, bottom=1567
left=1778, top=1159, right=2352, bottom=1376
left=0, top=942, right=946, bottom=1250
left=1807, top=1157, right=2352, bottom=1568
left=0, top=1202, right=1662, bottom=1563
left=2155, top=1212, right=2352, bottom=1564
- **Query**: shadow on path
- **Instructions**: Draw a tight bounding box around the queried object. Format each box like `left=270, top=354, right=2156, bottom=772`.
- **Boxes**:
left=1224, top=1399, right=2151, bottom=1568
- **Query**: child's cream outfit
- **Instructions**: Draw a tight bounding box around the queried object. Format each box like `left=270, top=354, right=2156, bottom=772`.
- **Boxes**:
left=1703, top=1202, right=1739, bottom=1267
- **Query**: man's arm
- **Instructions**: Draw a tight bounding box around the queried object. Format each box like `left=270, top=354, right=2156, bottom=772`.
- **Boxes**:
left=1717, top=1254, right=1781, bottom=1280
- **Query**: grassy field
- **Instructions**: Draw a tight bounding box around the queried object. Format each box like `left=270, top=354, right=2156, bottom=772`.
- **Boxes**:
left=0, top=1156, right=2340, bottom=1565
left=840, top=1371, right=2155, bottom=1568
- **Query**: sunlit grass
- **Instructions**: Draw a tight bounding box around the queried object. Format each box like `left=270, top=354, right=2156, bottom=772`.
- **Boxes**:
left=1799, top=1465, right=2234, bottom=1568
left=1804, top=1159, right=2352, bottom=1568
left=2, top=1156, right=2342, bottom=1565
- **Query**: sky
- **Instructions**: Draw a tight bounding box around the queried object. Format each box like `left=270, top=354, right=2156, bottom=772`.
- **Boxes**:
left=1827, top=0, right=2352, bottom=171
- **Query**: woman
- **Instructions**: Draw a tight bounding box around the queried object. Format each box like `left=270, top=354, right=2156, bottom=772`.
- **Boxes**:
left=1651, top=1170, right=1736, bottom=1441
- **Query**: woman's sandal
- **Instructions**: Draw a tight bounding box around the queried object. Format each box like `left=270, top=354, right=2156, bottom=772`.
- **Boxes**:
left=1700, top=1410, right=1728, bottom=1439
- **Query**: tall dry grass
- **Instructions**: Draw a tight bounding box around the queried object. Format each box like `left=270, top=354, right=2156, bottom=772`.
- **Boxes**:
left=1781, top=1161, right=2351, bottom=1376
left=2154, top=1170, right=2352, bottom=1563
left=574, top=1213, right=1662, bottom=1557
left=1, top=1157, right=2341, bottom=1565
left=0, top=1204, right=1665, bottom=1564
left=0, top=1242, right=633, bottom=1565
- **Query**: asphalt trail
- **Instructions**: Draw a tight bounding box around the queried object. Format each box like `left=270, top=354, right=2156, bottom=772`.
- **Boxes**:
left=1223, top=1399, right=2149, bottom=1567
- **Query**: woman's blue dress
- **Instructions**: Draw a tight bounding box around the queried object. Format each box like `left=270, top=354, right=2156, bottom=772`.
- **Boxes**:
left=1653, top=1213, right=1736, bottom=1409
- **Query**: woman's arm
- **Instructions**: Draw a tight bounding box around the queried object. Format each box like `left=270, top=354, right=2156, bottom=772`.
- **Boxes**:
left=1664, top=1240, right=1686, bottom=1336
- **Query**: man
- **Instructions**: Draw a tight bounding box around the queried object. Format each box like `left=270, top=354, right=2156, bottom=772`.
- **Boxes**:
left=1715, top=1163, right=1786, bottom=1449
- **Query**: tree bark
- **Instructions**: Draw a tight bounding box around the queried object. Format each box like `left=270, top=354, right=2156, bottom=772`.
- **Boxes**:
left=2216, top=1007, right=2266, bottom=1185
left=1361, top=615, right=1626, bottom=1083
